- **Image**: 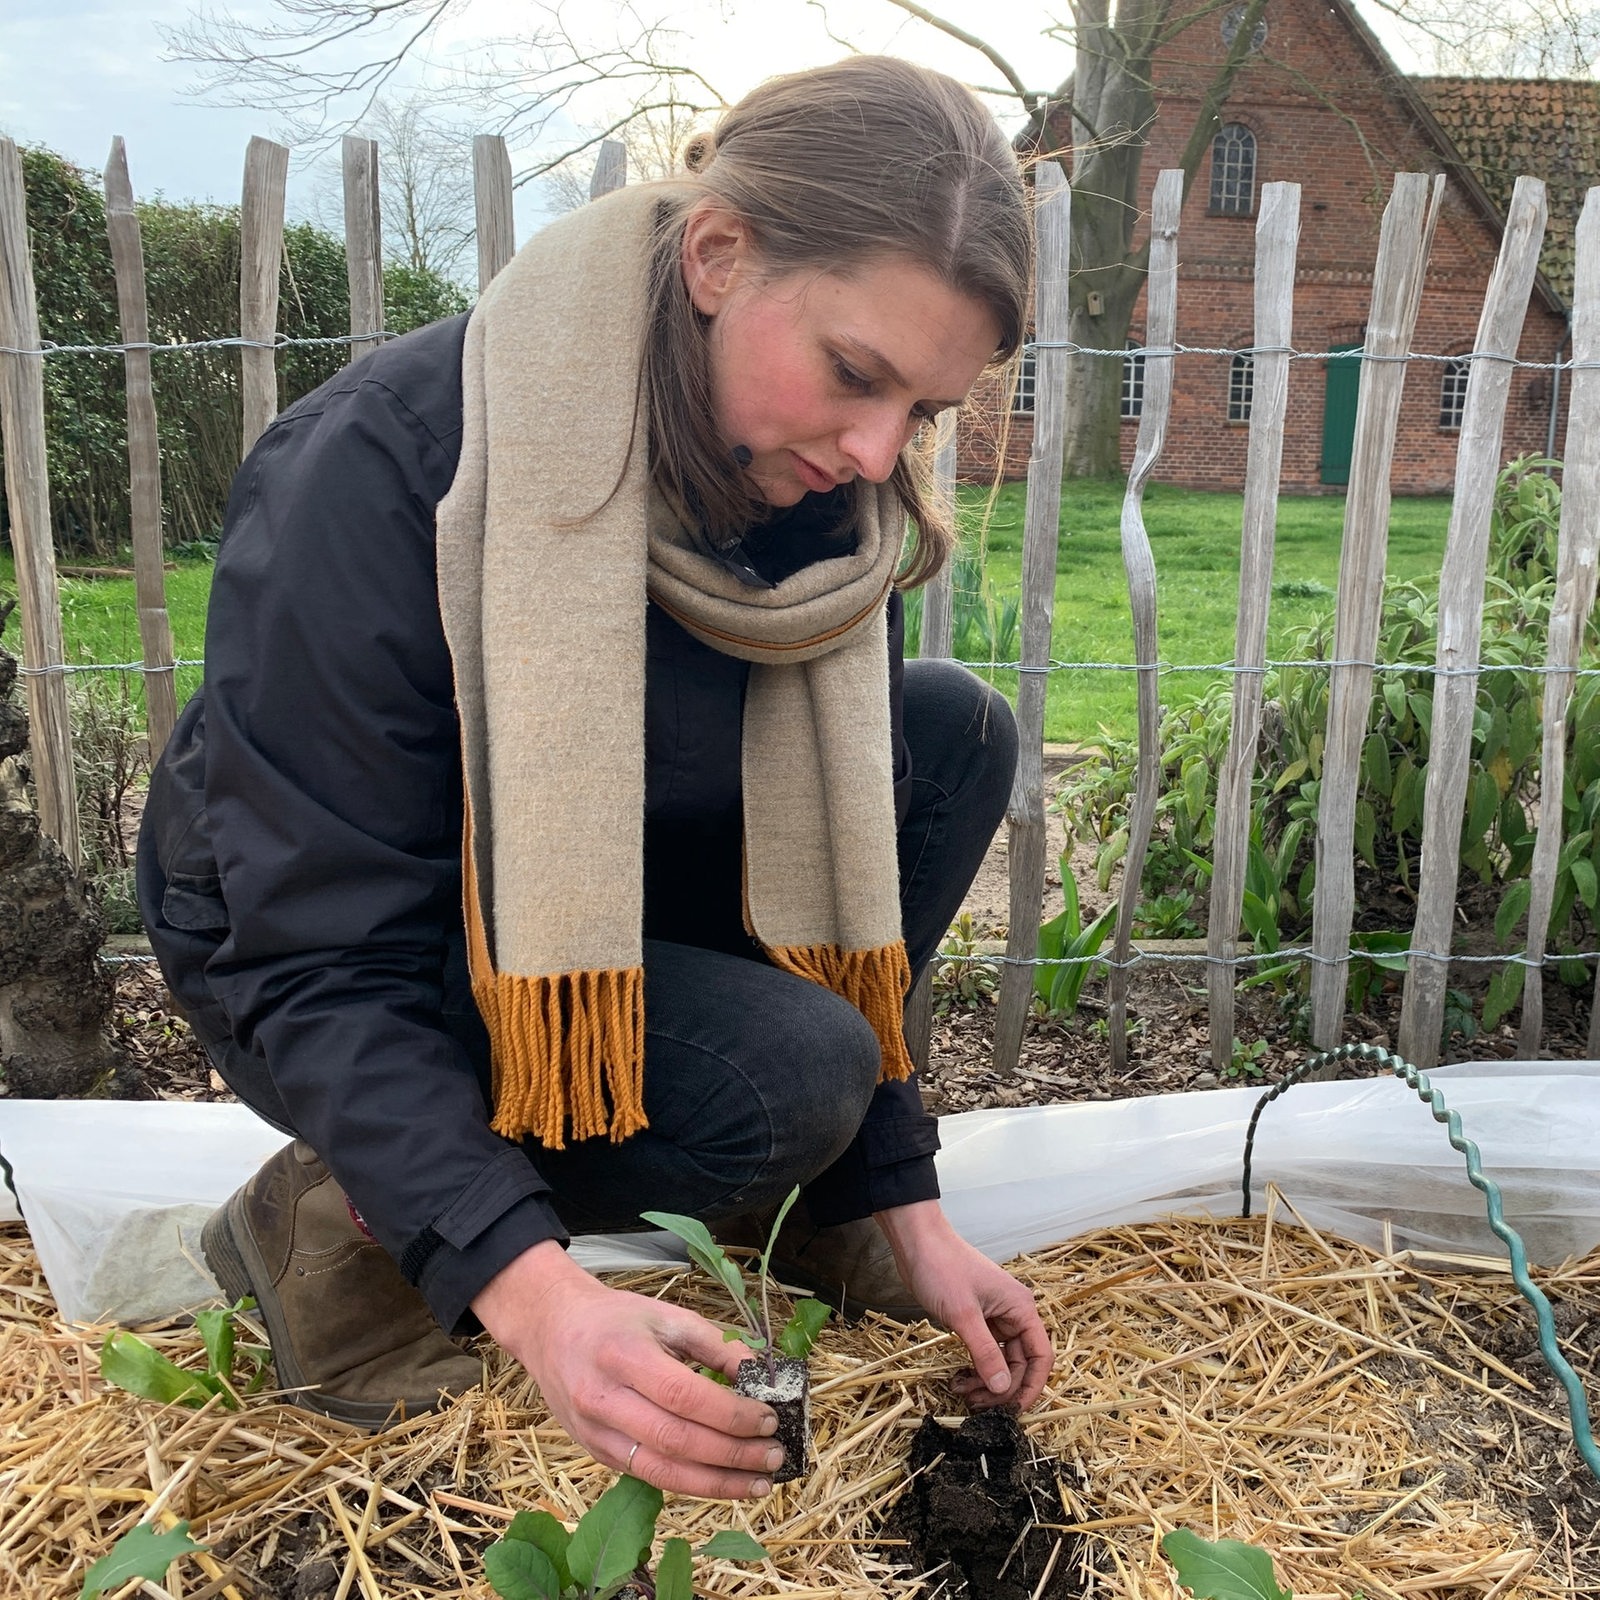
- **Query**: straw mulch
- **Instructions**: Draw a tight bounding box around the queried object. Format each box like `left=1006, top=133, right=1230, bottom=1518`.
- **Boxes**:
left=3, top=1192, right=1598, bottom=1600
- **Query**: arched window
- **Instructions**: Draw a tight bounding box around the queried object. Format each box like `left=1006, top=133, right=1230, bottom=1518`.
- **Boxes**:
left=1122, top=341, right=1145, bottom=419
left=1440, top=357, right=1469, bottom=429
left=1229, top=353, right=1254, bottom=422
left=1012, top=346, right=1036, bottom=415
left=1210, top=123, right=1257, bottom=216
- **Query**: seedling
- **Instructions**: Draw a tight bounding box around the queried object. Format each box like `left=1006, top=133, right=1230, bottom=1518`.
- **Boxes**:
left=1224, top=1037, right=1270, bottom=1082
left=1161, top=1528, right=1292, bottom=1600
left=641, top=1186, right=831, bottom=1482
left=99, top=1296, right=267, bottom=1411
left=482, top=1475, right=768, bottom=1600
left=81, top=1521, right=209, bottom=1600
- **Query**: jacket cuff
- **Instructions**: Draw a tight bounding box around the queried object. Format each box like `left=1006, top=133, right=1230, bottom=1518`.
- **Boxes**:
left=416, top=1190, right=570, bottom=1334
left=399, top=1147, right=571, bottom=1331
left=801, top=1111, right=941, bottom=1227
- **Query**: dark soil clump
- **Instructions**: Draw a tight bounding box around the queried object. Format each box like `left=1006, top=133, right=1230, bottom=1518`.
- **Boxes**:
left=884, top=1409, right=1084, bottom=1600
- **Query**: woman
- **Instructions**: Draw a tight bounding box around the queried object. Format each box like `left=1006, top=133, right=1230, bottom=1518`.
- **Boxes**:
left=138, top=54, right=1052, bottom=1501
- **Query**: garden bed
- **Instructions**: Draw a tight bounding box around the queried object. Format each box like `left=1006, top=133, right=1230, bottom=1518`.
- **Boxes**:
left=5, top=1204, right=1598, bottom=1598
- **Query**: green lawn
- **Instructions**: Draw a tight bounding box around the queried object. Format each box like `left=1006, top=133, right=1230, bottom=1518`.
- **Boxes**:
left=954, top=479, right=1453, bottom=742
left=8, top=479, right=1453, bottom=746
left=0, top=553, right=211, bottom=713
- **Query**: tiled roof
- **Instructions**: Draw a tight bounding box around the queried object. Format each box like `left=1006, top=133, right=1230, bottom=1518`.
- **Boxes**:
left=1414, top=76, right=1600, bottom=305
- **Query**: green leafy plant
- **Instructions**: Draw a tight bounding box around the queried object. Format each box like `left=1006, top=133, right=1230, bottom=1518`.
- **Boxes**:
left=1273, top=577, right=1334, bottom=602
left=641, top=1187, right=831, bottom=1382
left=1225, top=1038, right=1270, bottom=1081
left=1161, top=1528, right=1292, bottom=1600
left=1135, top=889, right=1202, bottom=939
left=80, top=1520, right=209, bottom=1600
left=902, top=544, right=1020, bottom=665
left=1055, top=457, right=1600, bottom=1037
left=1035, top=853, right=1116, bottom=1019
left=99, top=1296, right=265, bottom=1411
left=483, top=1478, right=768, bottom=1600
left=931, top=911, right=1001, bottom=1012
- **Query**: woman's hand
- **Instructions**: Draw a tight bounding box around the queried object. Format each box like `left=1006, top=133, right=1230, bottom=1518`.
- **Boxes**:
left=874, top=1200, right=1053, bottom=1410
left=472, top=1240, right=785, bottom=1499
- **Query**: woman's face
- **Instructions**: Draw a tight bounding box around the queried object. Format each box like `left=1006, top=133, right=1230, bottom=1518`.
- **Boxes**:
left=682, top=208, right=1002, bottom=507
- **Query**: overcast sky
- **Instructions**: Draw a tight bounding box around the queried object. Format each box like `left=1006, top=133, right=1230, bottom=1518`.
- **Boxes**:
left=1, top=0, right=1428, bottom=243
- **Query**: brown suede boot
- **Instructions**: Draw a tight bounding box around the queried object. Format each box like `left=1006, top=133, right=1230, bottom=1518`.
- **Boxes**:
left=714, top=1198, right=926, bottom=1324
left=201, top=1141, right=482, bottom=1428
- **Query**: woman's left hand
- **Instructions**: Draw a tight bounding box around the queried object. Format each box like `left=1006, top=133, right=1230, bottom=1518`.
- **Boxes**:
left=874, top=1200, right=1053, bottom=1410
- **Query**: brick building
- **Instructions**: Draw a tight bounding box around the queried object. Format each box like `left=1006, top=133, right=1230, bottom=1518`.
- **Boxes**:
left=964, top=0, right=1597, bottom=493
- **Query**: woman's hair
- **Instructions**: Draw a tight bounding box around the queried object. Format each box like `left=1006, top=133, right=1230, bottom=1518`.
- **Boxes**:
left=642, top=55, right=1032, bottom=586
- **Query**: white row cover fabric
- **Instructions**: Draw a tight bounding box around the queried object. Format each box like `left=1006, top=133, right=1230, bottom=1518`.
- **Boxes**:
left=1, top=1063, right=1597, bottom=1326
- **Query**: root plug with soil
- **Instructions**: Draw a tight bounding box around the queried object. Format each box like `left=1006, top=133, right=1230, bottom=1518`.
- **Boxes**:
left=643, top=1186, right=831, bottom=1484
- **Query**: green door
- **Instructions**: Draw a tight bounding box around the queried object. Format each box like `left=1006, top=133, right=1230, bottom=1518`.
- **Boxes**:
left=1320, top=343, right=1363, bottom=486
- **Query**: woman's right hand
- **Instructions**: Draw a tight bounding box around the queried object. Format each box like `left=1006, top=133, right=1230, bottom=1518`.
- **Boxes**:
left=471, top=1239, right=784, bottom=1499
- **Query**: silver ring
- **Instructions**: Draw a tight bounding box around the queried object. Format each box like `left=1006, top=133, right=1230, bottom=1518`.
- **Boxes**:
left=625, top=1440, right=641, bottom=1473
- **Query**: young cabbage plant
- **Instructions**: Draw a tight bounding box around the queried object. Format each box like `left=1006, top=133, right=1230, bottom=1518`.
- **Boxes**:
left=641, top=1186, right=831, bottom=1483
left=1161, top=1528, right=1292, bottom=1600
left=99, top=1296, right=267, bottom=1412
left=483, top=1476, right=769, bottom=1600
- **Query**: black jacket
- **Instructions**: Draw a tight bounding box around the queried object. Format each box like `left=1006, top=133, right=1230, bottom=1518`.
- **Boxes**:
left=140, top=314, right=938, bottom=1332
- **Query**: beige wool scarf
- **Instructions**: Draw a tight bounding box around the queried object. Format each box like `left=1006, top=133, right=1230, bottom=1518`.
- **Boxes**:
left=436, top=182, right=914, bottom=1151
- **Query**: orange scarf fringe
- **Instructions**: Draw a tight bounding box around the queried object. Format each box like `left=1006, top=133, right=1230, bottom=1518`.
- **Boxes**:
left=477, top=965, right=646, bottom=1149
left=764, top=938, right=916, bottom=1084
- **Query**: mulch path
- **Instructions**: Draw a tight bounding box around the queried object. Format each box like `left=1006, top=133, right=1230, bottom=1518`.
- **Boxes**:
left=7, top=1214, right=1599, bottom=1599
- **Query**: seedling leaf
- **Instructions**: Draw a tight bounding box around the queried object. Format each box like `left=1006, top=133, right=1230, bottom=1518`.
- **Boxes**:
left=483, top=1536, right=564, bottom=1600
left=195, top=1295, right=252, bottom=1379
left=640, top=1211, right=752, bottom=1322
left=80, top=1521, right=209, bottom=1599
left=696, top=1529, right=770, bottom=1561
left=778, top=1298, right=831, bottom=1359
left=503, top=1509, right=572, bottom=1590
left=566, top=1474, right=662, bottom=1591
left=101, top=1331, right=227, bottom=1410
left=655, top=1535, right=694, bottom=1600
left=1161, top=1529, right=1292, bottom=1600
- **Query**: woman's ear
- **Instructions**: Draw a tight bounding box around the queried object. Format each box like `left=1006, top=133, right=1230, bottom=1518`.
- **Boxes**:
left=680, top=201, right=750, bottom=317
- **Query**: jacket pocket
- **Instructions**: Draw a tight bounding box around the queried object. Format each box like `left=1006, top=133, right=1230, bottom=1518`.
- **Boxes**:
left=162, top=869, right=229, bottom=932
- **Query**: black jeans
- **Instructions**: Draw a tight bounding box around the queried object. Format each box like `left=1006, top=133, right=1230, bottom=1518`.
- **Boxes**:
left=538, top=659, right=1018, bottom=1231
left=178, top=660, right=1016, bottom=1229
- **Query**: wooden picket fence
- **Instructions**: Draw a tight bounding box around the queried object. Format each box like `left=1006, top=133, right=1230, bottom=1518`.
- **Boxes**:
left=0, top=130, right=1596, bottom=1079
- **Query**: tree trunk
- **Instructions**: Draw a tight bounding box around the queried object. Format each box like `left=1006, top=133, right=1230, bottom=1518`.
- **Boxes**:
left=1062, top=260, right=1145, bottom=478
left=0, top=631, right=125, bottom=1097
left=1061, top=0, right=1161, bottom=477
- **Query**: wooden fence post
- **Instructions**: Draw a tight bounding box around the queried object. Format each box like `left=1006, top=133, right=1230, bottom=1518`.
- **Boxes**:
left=1207, top=182, right=1300, bottom=1071
left=590, top=139, right=627, bottom=200
left=904, top=408, right=960, bottom=1071
left=240, top=136, right=289, bottom=456
left=103, top=137, right=178, bottom=762
left=992, top=160, right=1070, bottom=1077
left=473, top=135, right=516, bottom=293
left=1105, top=168, right=1182, bottom=1076
left=1523, top=192, right=1600, bottom=1055
left=1398, top=177, right=1547, bottom=1067
left=920, top=410, right=958, bottom=661
left=0, top=139, right=80, bottom=866
left=1308, top=173, right=1444, bottom=1052
left=342, top=135, right=384, bottom=363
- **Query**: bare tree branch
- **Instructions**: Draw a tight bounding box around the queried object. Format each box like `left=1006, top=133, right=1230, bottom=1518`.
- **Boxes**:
left=880, top=0, right=1044, bottom=113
